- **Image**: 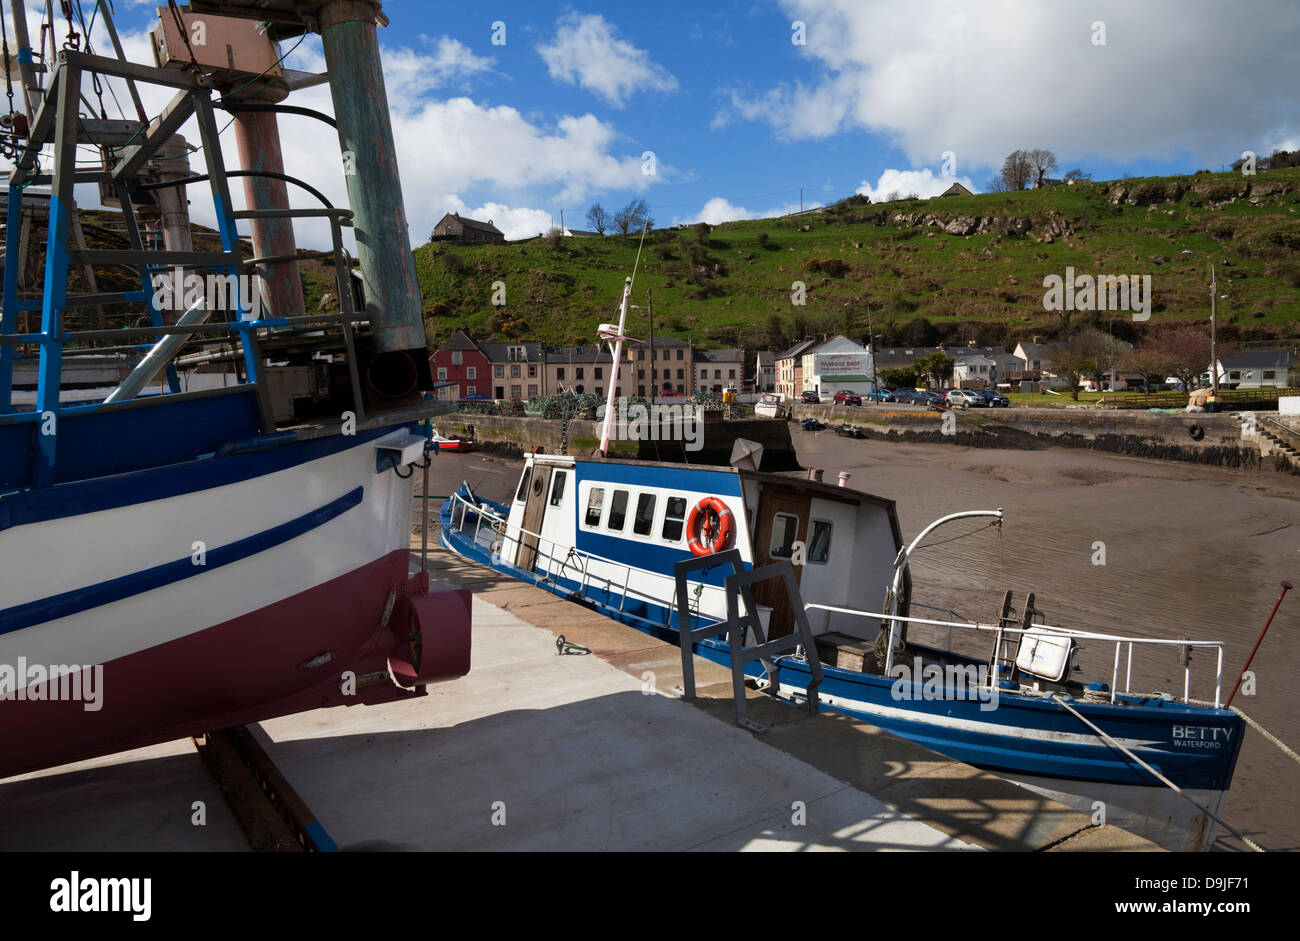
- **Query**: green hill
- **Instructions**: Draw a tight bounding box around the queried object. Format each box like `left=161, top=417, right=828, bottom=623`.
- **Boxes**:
left=410, top=167, right=1300, bottom=353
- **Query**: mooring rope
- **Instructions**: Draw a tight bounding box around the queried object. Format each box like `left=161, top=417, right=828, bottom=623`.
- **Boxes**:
left=1185, top=698, right=1300, bottom=768
left=1048, top=693, right=1265, bottom=852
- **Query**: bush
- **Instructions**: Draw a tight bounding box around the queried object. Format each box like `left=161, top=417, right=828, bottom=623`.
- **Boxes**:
left=443, top=253, right=465, bottom=273
left=805, top=257, right=850, bottom=277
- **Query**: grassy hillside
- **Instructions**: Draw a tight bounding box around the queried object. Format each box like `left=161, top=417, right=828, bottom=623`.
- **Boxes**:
left=408, top=167, right=1300, bottom=353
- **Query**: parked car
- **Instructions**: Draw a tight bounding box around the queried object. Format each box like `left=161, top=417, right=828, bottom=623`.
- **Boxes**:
left=974, top=389, right=1011, bottom=407
left=911, top=390, right=943, bottom=405
left=945, top=389, right=988, bottom=408
left=863, top=389, right=895, bottom=403
left=800, top=390, right=821, bottom=404
left=833, top=390, right=862, bottom=405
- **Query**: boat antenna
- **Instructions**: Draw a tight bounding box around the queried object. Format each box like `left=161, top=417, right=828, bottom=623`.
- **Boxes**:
left=597, top=220, right=651, bottom=457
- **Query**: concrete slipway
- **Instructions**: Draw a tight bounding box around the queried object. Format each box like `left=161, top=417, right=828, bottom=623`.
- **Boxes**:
left=0, top=545, right=1158, bottom=852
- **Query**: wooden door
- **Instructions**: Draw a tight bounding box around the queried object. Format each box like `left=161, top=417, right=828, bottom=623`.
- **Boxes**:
left=751, top=489, right=811, bottom=638
left=517, top=464, right=551, bottom=572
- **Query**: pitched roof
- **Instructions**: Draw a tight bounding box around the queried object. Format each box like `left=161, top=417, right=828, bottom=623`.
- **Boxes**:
left=480, top=341, right=543, bottom=362
left=694, top=348, right=745, bottom=363
left=439, top=212, right=503, bottom=235
left=777, top=339, right=818, bottom=360
left=1221, top=349, right=1296, bottom=369
left=939, top=182, right=973, bottom=197
left=437, top=329, right=488, bottom=355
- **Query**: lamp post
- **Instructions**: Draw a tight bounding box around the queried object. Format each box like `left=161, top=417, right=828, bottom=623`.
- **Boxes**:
left=1181, top=250, right=1218, bottom=394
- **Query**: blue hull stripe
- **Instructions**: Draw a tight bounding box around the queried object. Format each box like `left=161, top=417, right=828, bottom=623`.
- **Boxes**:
left=0, top=487, right=363, bottom=637
left=0, top=426, right=394, bottom=532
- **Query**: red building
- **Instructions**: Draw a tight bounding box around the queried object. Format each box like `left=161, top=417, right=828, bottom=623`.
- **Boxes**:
left=429, top=329, right=491, bottom=401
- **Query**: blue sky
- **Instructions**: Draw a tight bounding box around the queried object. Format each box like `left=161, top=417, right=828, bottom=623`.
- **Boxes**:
left=10, top=1, right=1300, bottom=244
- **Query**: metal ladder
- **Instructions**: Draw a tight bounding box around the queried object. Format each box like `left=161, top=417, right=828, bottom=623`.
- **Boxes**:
left=990, top=590, right=1038, bottom=685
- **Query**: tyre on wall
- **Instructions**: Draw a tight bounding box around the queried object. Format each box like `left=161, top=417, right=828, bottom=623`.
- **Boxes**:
left=1188, top=424, right=1205, bottom=441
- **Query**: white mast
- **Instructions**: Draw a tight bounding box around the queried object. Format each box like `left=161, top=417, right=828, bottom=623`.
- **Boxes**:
left=598, top=276, right=633, bottom=456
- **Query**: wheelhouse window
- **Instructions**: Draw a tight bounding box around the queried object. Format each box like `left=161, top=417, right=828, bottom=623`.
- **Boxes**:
left=515, top=468, right=532, bottom=503
left=770, top=512, right=799, bottom=558
left=808, top=519, right=832, bottom=563
left=607, top=490, right=629, bottom=531
left=633, top=493, right=656, bottom=536
left=584, top=488, right=605, bottom=527
left=550, top=471, right=567, bottom=507
left=662, top=497, right=687, bottom=542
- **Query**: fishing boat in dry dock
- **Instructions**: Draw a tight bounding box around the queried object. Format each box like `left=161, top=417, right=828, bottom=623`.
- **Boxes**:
left=0, top=1, right=470, bottom=779
left=441, top=277, right=1247, bottom=852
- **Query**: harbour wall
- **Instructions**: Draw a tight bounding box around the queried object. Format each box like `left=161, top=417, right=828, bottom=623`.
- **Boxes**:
left=445, top=414, right=800, bottom=470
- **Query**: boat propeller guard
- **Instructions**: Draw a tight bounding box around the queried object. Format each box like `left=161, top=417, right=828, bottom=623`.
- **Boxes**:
left=686, top=496, right=735, bottom=557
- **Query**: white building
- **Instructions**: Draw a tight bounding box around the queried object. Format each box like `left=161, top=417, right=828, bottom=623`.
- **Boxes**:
left=755, top=351, right=775, bottom=392
left=802, top=335, right=874, bottom=396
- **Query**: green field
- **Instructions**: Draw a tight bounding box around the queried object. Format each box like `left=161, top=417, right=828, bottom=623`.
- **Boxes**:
left=397, top=167, right=1300, bottom=353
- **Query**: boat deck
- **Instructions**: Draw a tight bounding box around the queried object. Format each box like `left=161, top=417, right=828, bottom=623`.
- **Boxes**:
left=0, top=531, right=1159, bottom=851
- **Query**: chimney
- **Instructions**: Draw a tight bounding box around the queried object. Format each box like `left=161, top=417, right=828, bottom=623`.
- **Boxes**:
left=808, top=468, right=824, bottom=482
left=838, top=471, right=851, bottom=488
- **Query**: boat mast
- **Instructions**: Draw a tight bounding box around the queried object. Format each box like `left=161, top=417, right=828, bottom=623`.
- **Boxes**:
left=598, top=276, right=632, bottom=456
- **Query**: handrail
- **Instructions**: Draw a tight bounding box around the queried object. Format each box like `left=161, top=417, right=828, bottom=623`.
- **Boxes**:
left=805, top=602, right=1225, bottom=707
left=1260, top=414, right=1300, bottom=448
left=447, top=491, right=730, bottom=621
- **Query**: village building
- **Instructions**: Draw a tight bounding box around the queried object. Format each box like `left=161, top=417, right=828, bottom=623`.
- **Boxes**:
left=431, top=212, right=505, bottom=244
left=627, top=337, right=694, bottom=396
left=1214, top=349, right=1299, bottom=389
left=755, top=351, right=775, bottom=392
left=429, top=329, right=492, bottom=401
left=542, top=345, right=633, bottom=399
left=693, top=348, right=745, bottom=393
left=802, top=335, right=874, bottom=396
left=775, top=339, right=818, bottom=399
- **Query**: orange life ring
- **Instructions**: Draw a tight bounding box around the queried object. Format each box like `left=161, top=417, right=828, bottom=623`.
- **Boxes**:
left=686, top=496, right=735, bottom=557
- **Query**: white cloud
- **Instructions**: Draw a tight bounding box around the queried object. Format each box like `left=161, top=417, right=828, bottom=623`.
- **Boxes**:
left=382, top=37, right=494, bottom=96
left=855, top=168, right=977, bottom=202
left=538, top=12, right=677, bottom=108
left=721, top=0, right=1300, bottom=169
left=4, top=16, right=663, bottom=251
left=673, top=196, right=823, bottom=226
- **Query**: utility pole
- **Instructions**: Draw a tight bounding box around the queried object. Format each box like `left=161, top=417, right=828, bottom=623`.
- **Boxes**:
left=647, top=290, right=656, bottom=401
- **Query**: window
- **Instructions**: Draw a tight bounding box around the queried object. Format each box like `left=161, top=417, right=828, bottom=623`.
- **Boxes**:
left=466, top=366, right=476, bottom=380
left=495, top=386, right=504, bottom=398
left=1230, top=371, right=1241, bottom=380
left=585, top=487, right=605, bottom=527
left=633, top=493, right=656, bottom=536
left=662, top=497, right=687, bottom=541
left=714, top=369, right=721, bottom=379
left=511, top=365, right=521, bottom=378
left=515, top=468, right=532, bottom=503
left=729, top=369, right=736, bottom=379
left=637, top=350, right=645, bottom=360
left=808, top=519, right=832, bottom=563
left=677, top=369, right=683, bottom=380
left=769, top=513, right=799, bottom=558
left=677, top=349, right=683, bottom=360
left=576, top=367, right=584, bottom=380
left=437, top=367, right=447, bottom=380
left=495, top=365, right=504, bottom=378
left=595, top=367, right=603, bottom=379
left=467, top=386, right=476, bottom=395
left=557, top=367, right=565, bottom=380
left=1264, top=370, right=1276, bottom=380
left=511, top=385, right=522, bottom=398
left=637, top=369, right=645, bottom=379
left=528, top=365, right=537, bottom=377
left=550, top=471, right=567, bottom=507
left=608, top=490, right=629, bottom=531
left=528, top=384, right=538, bottom=397
left=452, top=350, right=462, bottom=365
left=595, top=386, right=603, bottom=396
